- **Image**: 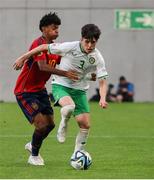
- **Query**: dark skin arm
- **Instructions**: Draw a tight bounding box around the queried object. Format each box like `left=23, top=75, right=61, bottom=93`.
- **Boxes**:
left=37, top=60, right=79, bottom=81
left=13, top=44, right=48, bottom=70
left=13, top=44, right=79, bottom=81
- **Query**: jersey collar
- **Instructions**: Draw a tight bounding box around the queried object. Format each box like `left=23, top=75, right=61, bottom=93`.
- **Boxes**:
left=41, top=36, right=54, bottom=44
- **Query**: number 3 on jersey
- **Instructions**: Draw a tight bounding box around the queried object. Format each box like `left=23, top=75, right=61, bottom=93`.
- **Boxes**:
left=79, top=60, right=85, bottom=69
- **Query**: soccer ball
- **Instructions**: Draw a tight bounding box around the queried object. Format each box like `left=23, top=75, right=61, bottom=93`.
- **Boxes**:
left=70, top=150, right=92, bottom=170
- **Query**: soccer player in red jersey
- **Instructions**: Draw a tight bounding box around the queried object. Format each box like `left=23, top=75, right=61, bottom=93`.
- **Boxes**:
left=14, top=12, right=78, bottom=166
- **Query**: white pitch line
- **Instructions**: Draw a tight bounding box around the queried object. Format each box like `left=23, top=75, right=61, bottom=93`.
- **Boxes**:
left=0, top=135, right=154, bottom=138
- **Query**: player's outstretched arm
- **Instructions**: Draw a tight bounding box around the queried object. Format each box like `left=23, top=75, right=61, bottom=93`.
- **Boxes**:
left=13, top=43, right=79, bottom=81
left=99, top=79, right=108, bottom=108
left=13, top=44, right=48, bottom=70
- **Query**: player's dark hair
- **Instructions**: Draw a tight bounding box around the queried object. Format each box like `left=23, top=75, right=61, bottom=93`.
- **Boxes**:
left=81, top=24, right=101, bottom=41
left=39, top=12, right=61, bottom=31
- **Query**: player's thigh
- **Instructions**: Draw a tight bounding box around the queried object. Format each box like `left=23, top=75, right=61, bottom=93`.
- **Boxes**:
left=59, top=96, right=75, bottom=106
left=75, top=113, right=90, bottom=129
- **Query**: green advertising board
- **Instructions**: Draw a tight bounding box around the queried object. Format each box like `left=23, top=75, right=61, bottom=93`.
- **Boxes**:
left=115, top=10, right=154, bottom=30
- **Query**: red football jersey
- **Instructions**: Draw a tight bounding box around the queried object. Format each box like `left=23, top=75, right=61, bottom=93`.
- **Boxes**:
left=14, top=36, right=61, bottom=95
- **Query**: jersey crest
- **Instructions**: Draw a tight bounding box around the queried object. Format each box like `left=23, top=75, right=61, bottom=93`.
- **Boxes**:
left=89, top=57, right=95, bottom=64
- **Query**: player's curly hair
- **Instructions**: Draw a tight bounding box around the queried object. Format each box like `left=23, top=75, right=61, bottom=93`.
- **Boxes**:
left=39, top=12, right=61, bottom=31
left=81, top=24, right=101, bottom=41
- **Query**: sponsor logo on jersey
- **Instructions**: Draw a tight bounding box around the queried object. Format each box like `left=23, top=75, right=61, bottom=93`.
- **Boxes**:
left=71, top=51, right=78, bottom=56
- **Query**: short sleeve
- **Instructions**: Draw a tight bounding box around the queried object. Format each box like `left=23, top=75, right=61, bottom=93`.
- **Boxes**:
left=48, top=42, right=76, bottom=56
left=29, top=40, right=46, bottom=62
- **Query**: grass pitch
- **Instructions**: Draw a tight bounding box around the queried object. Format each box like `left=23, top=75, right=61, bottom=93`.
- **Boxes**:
left=0, top=102, right=154, bottom=178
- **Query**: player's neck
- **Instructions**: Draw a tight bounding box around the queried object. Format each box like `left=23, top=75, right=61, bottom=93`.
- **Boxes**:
left=42, top=35, right=54, bottom=44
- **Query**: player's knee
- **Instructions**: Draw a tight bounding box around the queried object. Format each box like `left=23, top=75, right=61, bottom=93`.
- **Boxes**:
left=34, top=120, right=47, bottom=130
left=33, top=114, right=48, bottom=129
left=83, top=124, right=90, bottom=129
left=79, top=122, right=90, bottom=129
left=61, top=104, right=75, bottom=118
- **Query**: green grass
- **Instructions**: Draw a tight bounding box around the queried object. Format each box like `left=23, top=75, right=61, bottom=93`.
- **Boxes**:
left=0, top=102, right=154, bottom=178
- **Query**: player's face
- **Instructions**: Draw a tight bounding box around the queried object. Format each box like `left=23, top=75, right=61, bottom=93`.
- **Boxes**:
left=81, top=38, right=97, bottom=54
left=43, top=24, right=59, bottom=40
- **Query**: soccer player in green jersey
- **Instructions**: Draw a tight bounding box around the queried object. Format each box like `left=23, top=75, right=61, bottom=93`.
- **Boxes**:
left=14, top=24, right=108, bottom=159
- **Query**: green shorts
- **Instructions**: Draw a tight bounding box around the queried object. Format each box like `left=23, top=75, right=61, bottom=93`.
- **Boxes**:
left=52, top=84, right=90, bottom=116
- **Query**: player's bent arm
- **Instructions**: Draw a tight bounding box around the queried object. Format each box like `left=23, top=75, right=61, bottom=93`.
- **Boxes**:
left=13, top=44, right=48, bottom=70
left=23, top=44, right=48, bottom=59
left=99, top=79, right=108, bottom=108
left=37, top=61, right=79, bottom=81
left=20, top=44, right=48, bottom=60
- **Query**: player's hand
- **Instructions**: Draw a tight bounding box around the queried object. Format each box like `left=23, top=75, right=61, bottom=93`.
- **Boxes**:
left=13, top=58, right=26, bottom=70
left=65, top=70, right=79, bottom=81
left=99, top=99, right=108, bottom=108
left=90, top=73, right=96, bottom=81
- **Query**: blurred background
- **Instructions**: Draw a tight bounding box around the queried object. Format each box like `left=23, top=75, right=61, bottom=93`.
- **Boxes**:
left=0, top=0, right=154, bottom=102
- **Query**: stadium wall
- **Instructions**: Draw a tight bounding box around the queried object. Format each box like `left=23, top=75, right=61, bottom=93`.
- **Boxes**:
left=0, top=0, right=154, bottom=102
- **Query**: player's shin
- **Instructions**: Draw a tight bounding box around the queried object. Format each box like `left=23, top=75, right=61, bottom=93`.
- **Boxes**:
left=57, top=105, right=75, bottom=143
left=32, top=124, right=55, bottom=156
left=32, top=129, right=43, bottom=156
left=74, top=128, right=89, bottom=152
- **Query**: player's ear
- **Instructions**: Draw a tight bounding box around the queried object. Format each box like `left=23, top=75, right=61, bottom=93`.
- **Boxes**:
left=41, top=26, right=46, bottom=32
